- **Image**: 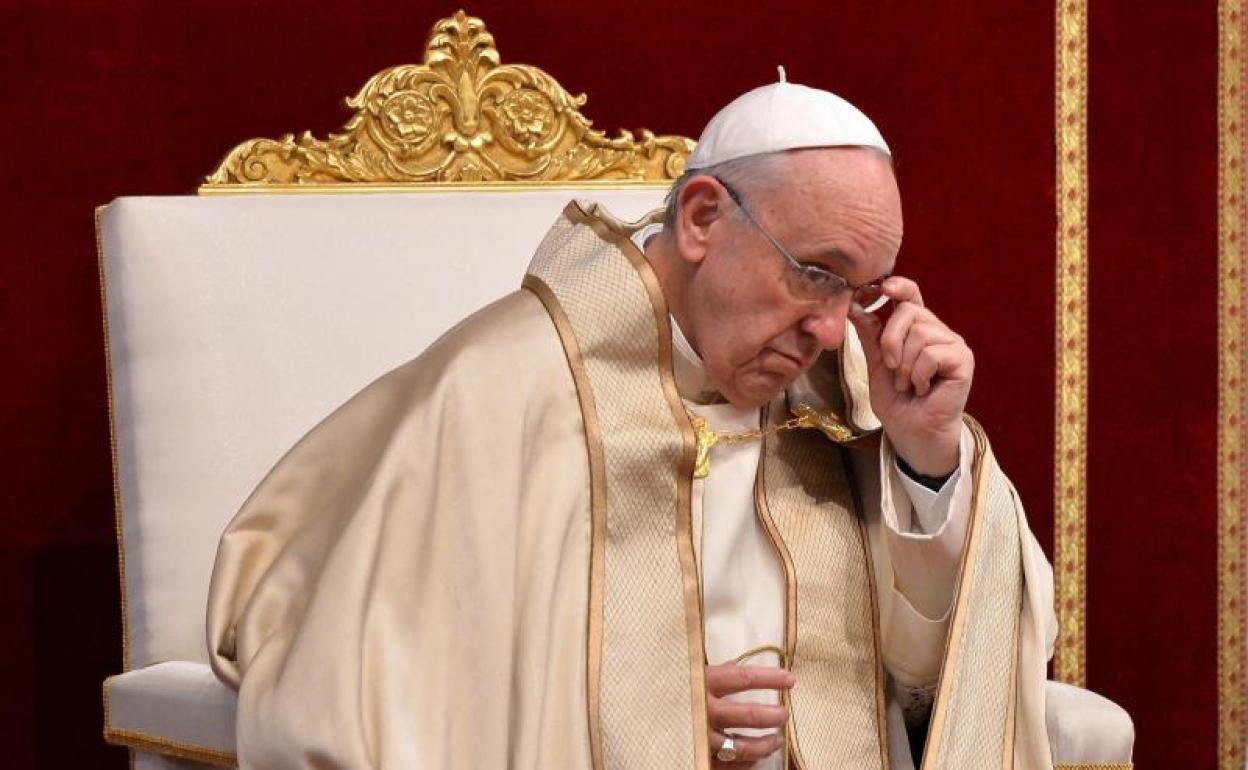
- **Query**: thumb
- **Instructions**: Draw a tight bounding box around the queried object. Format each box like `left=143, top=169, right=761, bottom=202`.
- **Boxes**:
left=849, top=306, right=886, bottom=372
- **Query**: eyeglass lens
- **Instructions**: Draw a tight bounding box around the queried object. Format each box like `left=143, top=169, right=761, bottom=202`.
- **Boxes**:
left=852, top=283, right=890, bottom=314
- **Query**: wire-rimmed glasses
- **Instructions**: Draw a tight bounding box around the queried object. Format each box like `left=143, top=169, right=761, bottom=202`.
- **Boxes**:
left=715, top=177, right=891, bottom=313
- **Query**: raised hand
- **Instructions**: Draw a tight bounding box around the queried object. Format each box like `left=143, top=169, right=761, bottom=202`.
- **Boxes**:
left=848, top=276, right=973, bottom=476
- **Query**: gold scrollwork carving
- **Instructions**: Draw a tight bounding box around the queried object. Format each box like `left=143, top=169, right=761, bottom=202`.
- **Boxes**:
left=203, top=10, right=693, bottom=189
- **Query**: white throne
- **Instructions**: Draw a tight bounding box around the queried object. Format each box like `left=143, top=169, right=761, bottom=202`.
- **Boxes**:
left=99, top=11, right=1133, bottom=768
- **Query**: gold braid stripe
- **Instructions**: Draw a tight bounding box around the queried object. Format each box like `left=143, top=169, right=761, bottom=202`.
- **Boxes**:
left=1054, top=0, right=1089, bottom=686
left=1219, top=2, right=1246, bottom=768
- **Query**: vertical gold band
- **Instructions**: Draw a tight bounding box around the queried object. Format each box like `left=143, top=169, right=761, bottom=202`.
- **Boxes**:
left=1054, top=0, right=1090, bottom=686
left=1218, top=2, right=1246, bottom=767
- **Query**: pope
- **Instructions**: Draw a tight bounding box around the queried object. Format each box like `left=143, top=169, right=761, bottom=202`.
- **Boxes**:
left=207, top=73, right=1058, bottom=769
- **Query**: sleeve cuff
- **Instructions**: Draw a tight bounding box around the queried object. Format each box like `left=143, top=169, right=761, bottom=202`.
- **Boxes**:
left=879, top=425, right=976, bottom=619
left=894, top=457, right=961, bottom=537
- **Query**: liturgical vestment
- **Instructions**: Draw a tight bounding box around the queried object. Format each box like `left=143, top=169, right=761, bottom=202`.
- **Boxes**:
left=207, top=201, right=1058, bottom=769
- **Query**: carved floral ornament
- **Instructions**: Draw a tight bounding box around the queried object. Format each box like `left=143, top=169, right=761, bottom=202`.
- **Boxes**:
left=203, top=10, right=694, bottom=189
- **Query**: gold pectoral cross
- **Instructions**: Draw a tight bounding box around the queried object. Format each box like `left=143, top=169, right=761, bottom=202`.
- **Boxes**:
left=688, top=404, right=855, bottom=479
left=690, top=415, right=719, bottom=479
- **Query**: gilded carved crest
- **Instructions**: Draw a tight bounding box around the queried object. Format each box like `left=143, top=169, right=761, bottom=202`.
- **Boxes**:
left=203, top=10, right=693, bottom=189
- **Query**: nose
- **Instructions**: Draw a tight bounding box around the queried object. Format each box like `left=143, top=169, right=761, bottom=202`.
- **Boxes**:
left=799, top=303, right=848, bottom=351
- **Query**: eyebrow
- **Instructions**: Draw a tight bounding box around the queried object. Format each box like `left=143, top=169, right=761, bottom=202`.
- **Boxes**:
left=801, top=248, right=895, bottom=286
left=808, top=248, right=858, bottom=269
left=791, top=246, right=859, bottom=276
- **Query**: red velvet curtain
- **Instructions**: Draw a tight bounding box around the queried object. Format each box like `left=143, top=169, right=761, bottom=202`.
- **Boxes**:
left=0, top=1, right=1225, bottom=766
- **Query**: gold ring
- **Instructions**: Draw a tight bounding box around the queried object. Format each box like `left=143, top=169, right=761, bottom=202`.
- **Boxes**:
left=715, top=734, right=738, bottom=762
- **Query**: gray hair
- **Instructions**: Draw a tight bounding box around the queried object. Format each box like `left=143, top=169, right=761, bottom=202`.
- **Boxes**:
left=661, top=146, right=895, bottom=232
left=661, top=151, right=792, bottom=231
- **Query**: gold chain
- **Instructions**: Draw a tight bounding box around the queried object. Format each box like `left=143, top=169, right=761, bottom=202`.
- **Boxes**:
left=689, top=403, right=854, bottom=478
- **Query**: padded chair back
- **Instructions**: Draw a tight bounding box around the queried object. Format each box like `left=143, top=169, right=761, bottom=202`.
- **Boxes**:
left=98, top=188, right=667, bottom=669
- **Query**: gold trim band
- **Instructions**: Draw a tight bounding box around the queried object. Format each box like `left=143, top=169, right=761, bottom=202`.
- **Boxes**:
left=561, top=202, right=711, bottom=770
left=922, top=416, right=1023, bottom=766
left=96, top=206, right=131, bottom=673
left=1218, top=1, right=1246, bottom=768
left=104, top=728, right=237, bottom=767
left=522, top=274, right=607, bottom=770
left=199, top=180, right=673, bottom=195
left=527, top=202, right=709, bottom=769
left=1054, top=0, right=1090, bottom=687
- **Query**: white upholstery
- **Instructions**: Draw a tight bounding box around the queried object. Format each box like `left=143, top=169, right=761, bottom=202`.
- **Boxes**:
left=105, top=661, right=236, bottom=758
left=99, top=189, right=667, bottom=670
left=1045, top=680, right=1135, bottom=765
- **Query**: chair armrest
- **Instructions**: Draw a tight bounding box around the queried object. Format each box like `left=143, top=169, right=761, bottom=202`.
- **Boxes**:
left=102, top=666, right=1132, bottom=768
left=1046, top=680, right=1134, bottom=768
left=104, top=661, right=238, bottom=767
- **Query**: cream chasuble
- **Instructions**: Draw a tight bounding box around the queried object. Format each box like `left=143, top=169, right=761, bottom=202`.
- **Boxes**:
left=208, top=202, right=1058, bottom=770
left=638, top=215, right=977, bottom=770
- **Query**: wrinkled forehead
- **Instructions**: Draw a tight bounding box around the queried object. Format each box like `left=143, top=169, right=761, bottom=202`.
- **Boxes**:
left=761, top=148, right=904, bottom=253
left=777, top=147, right=899, bottom=205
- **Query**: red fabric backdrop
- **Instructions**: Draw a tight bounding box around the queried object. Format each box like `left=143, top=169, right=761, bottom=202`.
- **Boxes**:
left=1087, top=3, right=1220, bottom=767
left=1088, top=3, right=1223, bottom=763
left=0, top=0, right=1217, bottom=766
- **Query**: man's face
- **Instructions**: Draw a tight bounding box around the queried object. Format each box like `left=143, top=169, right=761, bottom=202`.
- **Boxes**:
left=680, top=148, right=903, bottom=409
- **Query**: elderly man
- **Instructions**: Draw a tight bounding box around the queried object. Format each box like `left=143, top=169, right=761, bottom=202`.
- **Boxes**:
left=208, top=78, right=1057, bottom=769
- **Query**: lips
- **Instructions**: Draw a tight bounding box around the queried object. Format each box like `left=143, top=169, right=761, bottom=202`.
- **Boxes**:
left=766, top=347, right=809, bottom=373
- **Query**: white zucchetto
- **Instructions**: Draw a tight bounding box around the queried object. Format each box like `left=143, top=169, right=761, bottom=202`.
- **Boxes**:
left=686, top=66, right=890, bottom=170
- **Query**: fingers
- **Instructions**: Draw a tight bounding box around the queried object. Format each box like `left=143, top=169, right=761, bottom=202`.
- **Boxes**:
left=708, top=699, right=789, bottom=730
left=909, top=342, right=973, bottom=397
left=878, top=301, right=921, bottom=371
left=849, top=304, right=885, bottom=369
left=705, top=664, right=795, bottom=697
left=704, top=664, right=791, bottom=765
left=711, top=731, right=784, bottom=766
left=883, top=276, right=924, bottom=307
left=863, top=277, right=968, bottom=396
left=896, top=322, right=960, bottom=394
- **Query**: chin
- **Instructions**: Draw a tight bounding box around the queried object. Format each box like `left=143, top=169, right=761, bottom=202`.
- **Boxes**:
left=723, top=371, right=792, bottom=410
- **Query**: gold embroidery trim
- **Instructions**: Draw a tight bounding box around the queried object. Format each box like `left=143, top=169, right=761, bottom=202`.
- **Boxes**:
left=562, top=201, right=711, bottom=770
left=922, top=415, right=1021, bottom=765
left=104, top=728, right=237, bottom=767
left=1219, top=1, right=1246, bottom=768
left=1054, top=0, right=1090, bottom=687
left=842, top=445, right=892, bottom=768
left=752, top=410, right=806, bottom=770
left=752, top=402, right=888, bottom=769
left=199, top=180, right=674, bottom=195
left=1052, top=765, right=1132, bottom=770
left=921, top=417, right=989, bottom=762
left=202, top=11, right=692, bottom=190
left=521, top=276, right=607, bottom=770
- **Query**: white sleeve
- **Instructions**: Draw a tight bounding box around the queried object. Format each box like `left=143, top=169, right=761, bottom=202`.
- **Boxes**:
left=879, top=424, right=974, bottom=620
left=875, top=425, right=975, bottom=689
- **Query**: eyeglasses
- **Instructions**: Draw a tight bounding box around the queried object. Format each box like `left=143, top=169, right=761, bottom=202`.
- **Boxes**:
left=715, top=178, right=890, bottom=313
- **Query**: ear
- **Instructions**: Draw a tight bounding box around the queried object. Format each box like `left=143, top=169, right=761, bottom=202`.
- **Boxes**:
left=674, top=175, right=729, bottom=265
